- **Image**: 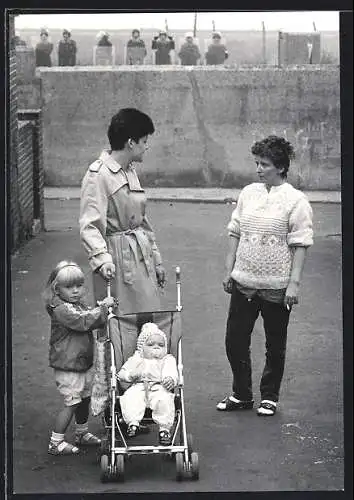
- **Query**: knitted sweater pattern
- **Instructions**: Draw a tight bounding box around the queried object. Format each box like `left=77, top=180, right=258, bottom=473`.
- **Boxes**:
left=228, top=182, right=313, bottom=290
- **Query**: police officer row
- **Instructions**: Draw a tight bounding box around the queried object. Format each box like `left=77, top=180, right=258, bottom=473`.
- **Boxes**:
left=23, top=28, right=229, bottom=67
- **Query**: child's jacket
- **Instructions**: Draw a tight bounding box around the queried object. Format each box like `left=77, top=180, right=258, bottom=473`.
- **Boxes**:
left=47, top=296, right=106, bottom=372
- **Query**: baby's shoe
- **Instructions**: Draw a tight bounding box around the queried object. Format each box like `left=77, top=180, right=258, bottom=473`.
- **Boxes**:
left=159, top=429, right=172, bottom=446
left=127, top=424, right=139, bottom=437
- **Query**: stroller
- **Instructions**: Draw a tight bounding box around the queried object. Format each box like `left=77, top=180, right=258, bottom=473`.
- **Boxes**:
left=93, top=267, right=199, bottom=482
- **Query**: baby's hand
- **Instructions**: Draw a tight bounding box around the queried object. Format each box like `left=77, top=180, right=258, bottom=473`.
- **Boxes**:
left=129, top=374, right=139, bottom=383
left=162, top=376, right=175, bottom=392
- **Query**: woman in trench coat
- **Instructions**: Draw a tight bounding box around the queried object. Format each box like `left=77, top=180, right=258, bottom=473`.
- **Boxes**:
left=79, top=108, right=166, bottom=316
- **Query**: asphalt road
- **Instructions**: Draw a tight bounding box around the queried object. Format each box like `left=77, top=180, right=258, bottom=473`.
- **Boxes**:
left=10, top=200, right=343, bottom=494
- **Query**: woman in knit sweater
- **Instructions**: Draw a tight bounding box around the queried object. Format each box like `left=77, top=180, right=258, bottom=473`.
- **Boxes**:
left=217, top=136, right=313, bottom=416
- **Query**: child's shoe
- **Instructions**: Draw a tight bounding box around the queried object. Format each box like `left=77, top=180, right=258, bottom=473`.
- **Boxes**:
left=75, top=432, right=101, bottom=446
left=48, top=440, right=80, bottom=455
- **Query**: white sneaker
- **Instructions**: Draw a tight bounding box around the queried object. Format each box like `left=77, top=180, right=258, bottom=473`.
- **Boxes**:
left=257, top=400, right=277, bottom=416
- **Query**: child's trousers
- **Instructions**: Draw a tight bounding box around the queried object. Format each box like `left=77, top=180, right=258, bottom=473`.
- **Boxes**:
left=120, top=382, right=175, bottom=430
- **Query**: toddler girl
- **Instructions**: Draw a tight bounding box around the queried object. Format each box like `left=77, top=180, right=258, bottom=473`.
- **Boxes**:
left=44, top=260, right=115, bottom=455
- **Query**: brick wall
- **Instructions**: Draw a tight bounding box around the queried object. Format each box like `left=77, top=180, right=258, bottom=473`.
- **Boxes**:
left=18, top=110, right=45, bottom=229
left=9, top=14, right=20, bottom=251
left=8, top=10, right=45, bottom=252
left=16, top=121, right=34, bottom=240
left=11, top=110, right=45, bottom=252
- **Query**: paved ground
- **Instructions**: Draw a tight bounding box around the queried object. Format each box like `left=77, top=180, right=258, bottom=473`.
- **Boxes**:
left=11, top=199, right=343, bottom=494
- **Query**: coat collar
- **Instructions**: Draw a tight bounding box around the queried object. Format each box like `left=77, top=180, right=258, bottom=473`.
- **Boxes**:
left=99, top=150, right=144, bottom=192
left=99, top=149, right=122, bottom=173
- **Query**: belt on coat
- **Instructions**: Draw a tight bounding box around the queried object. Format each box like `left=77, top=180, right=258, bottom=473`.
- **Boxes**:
left=106, top=227, right=153, bottom=285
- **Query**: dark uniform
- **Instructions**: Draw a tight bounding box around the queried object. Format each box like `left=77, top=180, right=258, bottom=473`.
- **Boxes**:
left=152, top=36, right=175, bottom=65
left=58, top=39, right=77, bottom=66
left=126, top=38, right=147, bottom=65
left=35, top=41, right=53, bottom=67
left=205, top=43, right=228, bottom=65
left=178, top=42, right=201, bottom=65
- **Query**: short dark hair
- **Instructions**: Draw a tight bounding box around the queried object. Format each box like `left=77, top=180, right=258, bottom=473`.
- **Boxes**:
left=251, top=135, right=295, bottom=177
left=107, top=108, right=155, bottom=150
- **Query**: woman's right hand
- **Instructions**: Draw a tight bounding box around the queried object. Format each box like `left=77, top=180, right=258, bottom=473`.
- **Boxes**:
left=100, top=262, right=116, bottom=280
left=223, top=276, right=234, bottom=294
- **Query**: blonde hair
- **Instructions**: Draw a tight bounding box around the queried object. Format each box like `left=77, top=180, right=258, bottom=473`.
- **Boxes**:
left=43, top=260, right=85, bottom=306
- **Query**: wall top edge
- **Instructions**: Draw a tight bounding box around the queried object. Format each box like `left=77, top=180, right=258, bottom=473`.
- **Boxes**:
left=18, top=109, right=42, bottom=116
left=36, top=64, right=339, bottom=74
left=18, top=120, right=32, bottom=129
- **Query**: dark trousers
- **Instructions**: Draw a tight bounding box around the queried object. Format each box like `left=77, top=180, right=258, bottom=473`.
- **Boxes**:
left=225, top=285, right=291, bottom=402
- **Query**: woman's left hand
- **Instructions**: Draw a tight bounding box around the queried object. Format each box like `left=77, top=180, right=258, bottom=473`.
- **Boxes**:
left=284, top=281, right=300, bottom=309
left=156, top=264, right=166, bottom=288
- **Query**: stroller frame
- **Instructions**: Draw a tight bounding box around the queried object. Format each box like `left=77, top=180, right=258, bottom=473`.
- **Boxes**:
left=99, top=267, right=199, bottom=482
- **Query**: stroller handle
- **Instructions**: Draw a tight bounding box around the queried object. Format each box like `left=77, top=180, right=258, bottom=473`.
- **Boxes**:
left=176, top=266, right=181, bottom=283
left=176, top=266, right=182, bottom=311
left=106, top=279, right=114, bottom=315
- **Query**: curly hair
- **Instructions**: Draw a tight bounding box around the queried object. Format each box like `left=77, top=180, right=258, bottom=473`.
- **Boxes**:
left=251, top=135, right=295, bottom=178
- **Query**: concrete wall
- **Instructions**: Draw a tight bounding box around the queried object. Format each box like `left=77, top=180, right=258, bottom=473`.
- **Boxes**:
left=39, top=66, right=340, bottom=190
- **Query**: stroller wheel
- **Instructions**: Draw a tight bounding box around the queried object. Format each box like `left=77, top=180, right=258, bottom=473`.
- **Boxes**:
left=187, top=433, right=193, bottom=455
left=175, top=452, right=184, bottom=481
left=100, top=454, right=109, bottom=483
left=100, top=436, right=110, bottom=456
left=113, top=454, right=125, bottom=482
left=190, top=452, right=199, bottom=480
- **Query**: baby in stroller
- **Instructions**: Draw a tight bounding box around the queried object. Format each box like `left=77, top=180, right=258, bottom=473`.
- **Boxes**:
left=117, top=322, right=178, bottom=445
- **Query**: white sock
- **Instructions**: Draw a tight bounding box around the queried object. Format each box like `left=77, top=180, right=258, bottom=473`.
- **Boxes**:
left=50, top=431, right=64, bottom=444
